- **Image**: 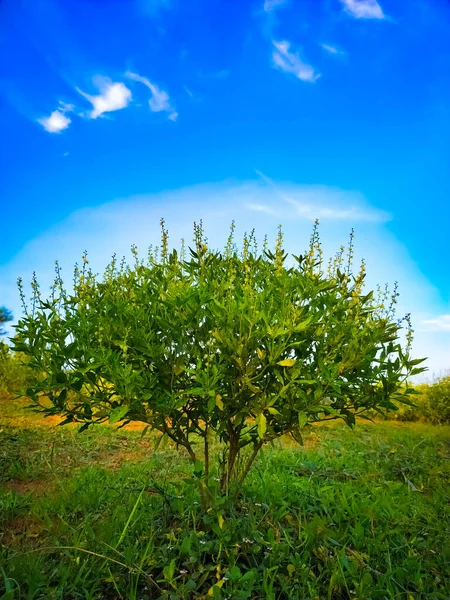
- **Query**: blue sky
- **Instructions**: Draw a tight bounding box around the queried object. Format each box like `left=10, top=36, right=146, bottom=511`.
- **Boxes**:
left=0, top=0, right=449, bottom=375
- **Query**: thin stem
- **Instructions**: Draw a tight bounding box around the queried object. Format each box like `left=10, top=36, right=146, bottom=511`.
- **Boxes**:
left=239, top=441, right=263, bottom=485
left=162, top=421, right=197, bottom=461
left=204, top=423, right=209, bottom=477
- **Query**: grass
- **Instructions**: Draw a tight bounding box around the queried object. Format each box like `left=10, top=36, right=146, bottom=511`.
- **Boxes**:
left=1, top=396, right=449, bottom=599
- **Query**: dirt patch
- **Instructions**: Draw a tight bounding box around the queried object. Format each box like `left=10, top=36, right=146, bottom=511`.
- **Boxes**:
left=4, top=410, right=149, bottom=431
left=97, top=449, right=152, bottom=470
left=120, top=421, right=148, bottom=432
left=4, top=479, right=54, bottom=496
left=3, top=413, right=71, bottom=429
left=2, top=515, right=46, bottom=548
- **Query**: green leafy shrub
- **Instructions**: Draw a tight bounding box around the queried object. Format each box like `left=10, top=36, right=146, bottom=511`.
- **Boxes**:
left=388, top=375, right=450, bottom=424
left=0, top=342, right=36, bottom=396
left=13, top=220, right=425, bottom=504
left=423, top=375, right=450, bottom=423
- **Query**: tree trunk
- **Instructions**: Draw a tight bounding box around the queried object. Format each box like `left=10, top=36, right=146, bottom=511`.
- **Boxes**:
left=220, top=429, right=239, bottom=493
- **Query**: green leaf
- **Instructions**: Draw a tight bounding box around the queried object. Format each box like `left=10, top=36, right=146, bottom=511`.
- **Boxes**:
left=291, top=429, right=303, bottom=446
left=408, top=357, right=427, bottom=366
left=298, top=412, right=308, bottom=428
left=183, top=387, right=204, bottom=395
left=193, top=460, right=203, bottom=476
left=109, top=406, right=129, bottom=424
left=241, top=569, right=257, bottom=582
left=140, top=425, right=150, bottom=439
left=257, top=413, right=267, bottom=439
left=215, top=394, right=224, bottom=410
left=277, top=358, right=296, bottom=367
left=294, top=317, right=312, bottom=332
left=411, top=367, right=426, bottom=376
left=163, top=559, right=176, bottom=581
left=153, top=433, right=169, bottom=450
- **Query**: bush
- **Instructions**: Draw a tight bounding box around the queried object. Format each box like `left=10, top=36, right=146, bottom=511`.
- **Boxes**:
left=13, top=220, right=425, bottom=505
left=0, top=342, right=37, bottom=395
left=388, top=375, right=450, bottom=424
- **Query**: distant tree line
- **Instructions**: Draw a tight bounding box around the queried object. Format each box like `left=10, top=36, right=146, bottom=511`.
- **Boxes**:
left=0, top=306, right=12, bottom=336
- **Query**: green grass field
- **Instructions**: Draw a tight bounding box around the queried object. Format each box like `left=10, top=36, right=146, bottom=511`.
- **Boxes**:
left=1, top=397, right=449, bottom=599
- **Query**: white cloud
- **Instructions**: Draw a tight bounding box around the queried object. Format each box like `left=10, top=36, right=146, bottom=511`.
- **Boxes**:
left=77, top=77, right=132, bottom=119
left=340, top=0, right=385, bottom=19
left=37, top=100, right=74, bottom=133
left=37, top=110, right=71, bottom=133
left=422, top=315, right=450, bottom=332
left=272, top=41, right=320, bottom=82
left=0, top=179, right=446, bottom=376
left=264, top=0, right=285, bottom=11
left=321, top=43, right=343, bottom=55
left=126, top=71, right=176, bottom=119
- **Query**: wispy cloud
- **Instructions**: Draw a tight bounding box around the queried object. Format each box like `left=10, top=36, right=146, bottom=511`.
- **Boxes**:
left=138, top=0, right=171, bottom=16
left=272, top=41, right=320, bottom=82
left=340, top=0, right=385, bottom=19
left=422, top=315, right=450, bottom=332
left=211, top=69, right=230, bottom=79
left=253, top=170, right=391, bottom=222
left=37, top=101, right=74, bottom=133
left=183, top=86, right=203, bottom=104
left=264, top=0, right=285, bottom=11
left=126, top=71, right=177, bottom=120
left=77, top=77, right=132, bottom=119
left=321, top=43, right=343, bottom=55
left=247, top=203, right=279, bottom=216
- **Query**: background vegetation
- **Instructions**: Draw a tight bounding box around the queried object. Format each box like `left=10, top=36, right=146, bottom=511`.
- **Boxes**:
left=385, top=375, right=450, bottom=425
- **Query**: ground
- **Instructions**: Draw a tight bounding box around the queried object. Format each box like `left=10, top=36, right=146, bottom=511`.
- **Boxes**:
left=1, top=395, right=449, bottom=599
